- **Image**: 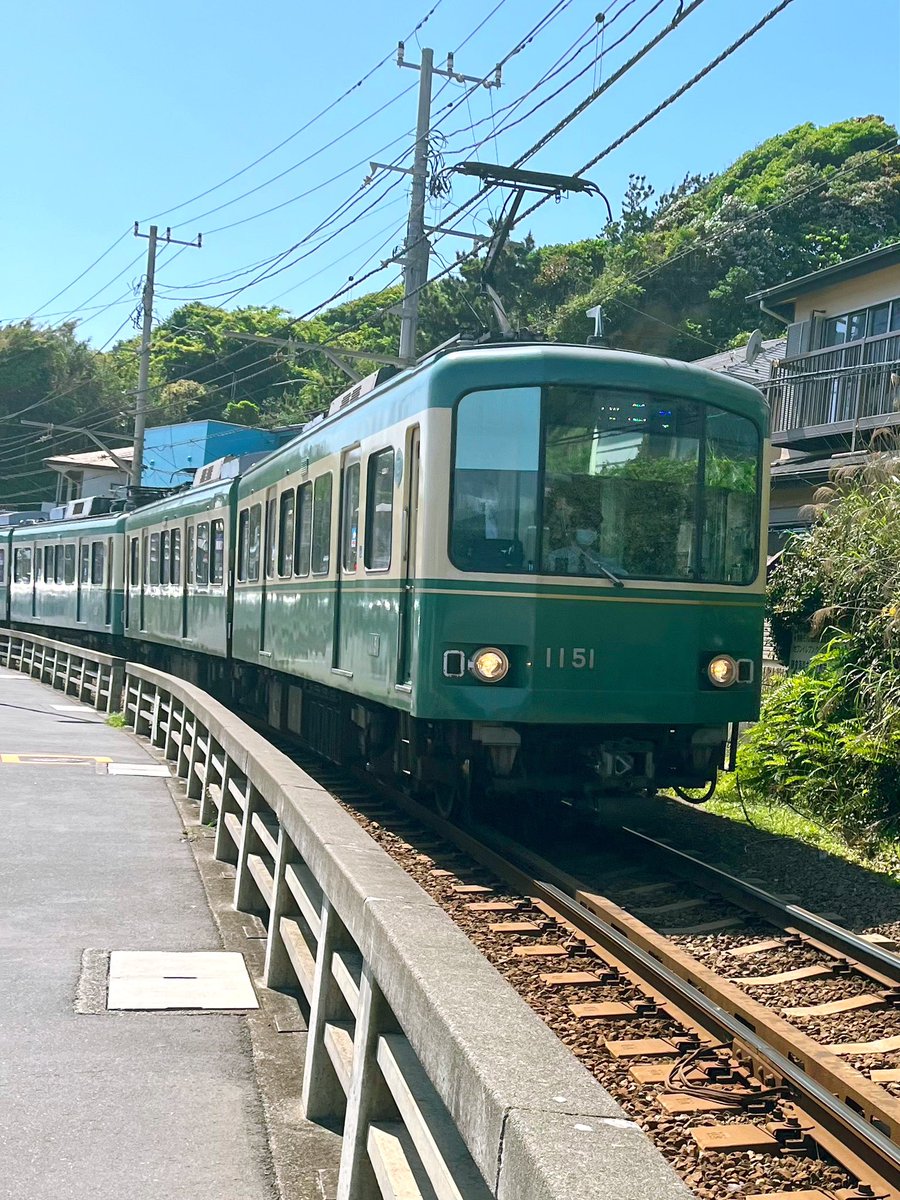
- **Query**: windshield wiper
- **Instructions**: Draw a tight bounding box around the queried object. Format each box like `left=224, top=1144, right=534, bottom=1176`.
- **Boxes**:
left=597, top=563, right=625, bottom=588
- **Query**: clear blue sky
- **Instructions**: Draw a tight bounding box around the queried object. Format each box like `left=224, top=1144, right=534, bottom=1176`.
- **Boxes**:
left=2, top=0, right=898, bottom=347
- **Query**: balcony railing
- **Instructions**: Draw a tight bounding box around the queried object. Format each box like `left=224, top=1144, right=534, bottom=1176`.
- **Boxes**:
left=769, top=330, right=900, bottom=438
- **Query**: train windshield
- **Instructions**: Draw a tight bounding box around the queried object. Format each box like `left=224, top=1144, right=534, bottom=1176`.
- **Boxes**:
left=451, top=385, right=760, bottom=584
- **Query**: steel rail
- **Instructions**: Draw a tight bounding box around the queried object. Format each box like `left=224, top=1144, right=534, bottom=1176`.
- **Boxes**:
left=620, top=826, right=900, bottom=988
left=367, top=792, right=900, bottom=1199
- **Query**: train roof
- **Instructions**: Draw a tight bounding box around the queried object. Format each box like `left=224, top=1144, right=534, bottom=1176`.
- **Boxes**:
left=10, top=510, right=128, bottom=541
left=237, top=341, right=769, bottom=494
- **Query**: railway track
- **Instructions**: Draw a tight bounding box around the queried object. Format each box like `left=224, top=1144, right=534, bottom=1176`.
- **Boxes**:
left=241, top=724, right=900, bottom=1200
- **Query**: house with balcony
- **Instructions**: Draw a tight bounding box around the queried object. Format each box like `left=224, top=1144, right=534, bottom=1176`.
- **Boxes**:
left=747, top=243, right=900, bottom=550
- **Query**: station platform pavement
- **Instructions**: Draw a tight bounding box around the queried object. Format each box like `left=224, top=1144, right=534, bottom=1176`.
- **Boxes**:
left=0, top=666, right=338, bottom=1199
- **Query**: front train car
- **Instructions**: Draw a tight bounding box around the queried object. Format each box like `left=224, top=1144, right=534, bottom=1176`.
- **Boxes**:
left=407, top=344, right=768, bottom=812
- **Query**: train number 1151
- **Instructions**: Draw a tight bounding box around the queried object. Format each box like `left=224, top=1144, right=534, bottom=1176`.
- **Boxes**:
left=544, top=647, right=596, bottom=669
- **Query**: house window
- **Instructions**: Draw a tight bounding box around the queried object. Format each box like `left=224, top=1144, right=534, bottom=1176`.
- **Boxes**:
left=869, top=303, right=890, bottom=337
left=847, top=310, right=867, bottom=342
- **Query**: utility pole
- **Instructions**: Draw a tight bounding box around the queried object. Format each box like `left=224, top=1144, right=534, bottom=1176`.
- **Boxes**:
left=382, top=45, right=501, bottom=365
left=131, top=223, right=201, bottom=489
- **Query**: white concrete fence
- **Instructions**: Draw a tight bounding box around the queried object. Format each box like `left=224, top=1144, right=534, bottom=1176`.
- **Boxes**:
left=0, top=630, right=124, bottom=712
left=2, top=628, right=690, bottom=1200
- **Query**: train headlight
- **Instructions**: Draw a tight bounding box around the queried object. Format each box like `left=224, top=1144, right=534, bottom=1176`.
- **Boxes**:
left=470, top=647, right=509, bottom=683
left=707, top=654, right=738, bottom=688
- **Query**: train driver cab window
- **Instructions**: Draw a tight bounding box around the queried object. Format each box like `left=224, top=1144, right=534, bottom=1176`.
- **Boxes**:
left=91, top=542, right=105, bottom=585
left=365, top=449, right=394, bottom=570
left=149, top=533, right=160, bottom=586
left=130, top=537, right=140, bottom=588
left=342, top=462, right=360, bottom=572
left=160, top=531, right=170, bottom=586
left=196, top=522, right=210, bottom=586
left=210, top=519, right=225, bottom=585
left=278, top=491, right=295, bottom=577
left=171, top=528, right=182, bottom=586
left=451, top=388, right=541, bottom=572
left=294, top=483, right=312, bottom=576
left=311, top=474, right=332, bottom=575
left=248, top=504, right=261, bottom=582
left=64, top=544, right=76, bottom=586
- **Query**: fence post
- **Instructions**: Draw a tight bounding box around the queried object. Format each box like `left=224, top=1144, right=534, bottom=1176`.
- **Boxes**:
left=336, top=963, right=400, bottom=1200
left=302, top=898, right=356, bottom=1125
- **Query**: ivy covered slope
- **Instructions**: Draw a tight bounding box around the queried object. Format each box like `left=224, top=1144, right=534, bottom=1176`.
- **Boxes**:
left=748, top=458, right=900, bottom=843
left=1, top=117, right=897, bottom=508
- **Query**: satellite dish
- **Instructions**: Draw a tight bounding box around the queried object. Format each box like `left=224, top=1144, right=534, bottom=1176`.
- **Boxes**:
left=745, top=329, right=763, bottom=365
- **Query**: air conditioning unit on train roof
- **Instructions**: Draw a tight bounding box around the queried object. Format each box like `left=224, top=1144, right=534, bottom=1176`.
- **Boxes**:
left=63, top=496, right=113, bottom=520
left=190, top=451, right=273, bottom=489
left=327, top=366, right=399, bottom=417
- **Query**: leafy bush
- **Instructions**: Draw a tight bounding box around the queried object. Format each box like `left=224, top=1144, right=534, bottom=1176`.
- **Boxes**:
left=750, top=458, right=900, bottom=840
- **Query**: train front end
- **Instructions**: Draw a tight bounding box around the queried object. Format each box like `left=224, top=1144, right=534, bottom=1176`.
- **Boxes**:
left=410, top=345, right=768, bottom=807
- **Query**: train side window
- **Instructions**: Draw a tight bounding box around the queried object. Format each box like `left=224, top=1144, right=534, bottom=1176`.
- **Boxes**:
left=365, top=448, right=394, bottom=570
left=196, top=521, right=210, bottom=586
left=342, top=462, right=360, bottom=572
left=44, top=546, right=53, bottom=582
left=265, top=498, right=277, bottom=579
left=13, top=547, right=32, bottom=583
left=294, top=483, right=312, bottom=576
left=160, top=531, right=170, bottom=586
left=311, top=473, right=332, bottom=575
left=34, top=548, right=43, bottom=582
left=171, top=528, right=181, bottom=586
left=55, top=544, right=65, bottom=583
left=278, top=491, right=295, bottom=577
left=186, top=525, right=195, bottom=584
left=64, top=544, right=76, bottom=586
left=237, top=509, right=250, bottom=581
left=149, top=533, right=160, bottom=586
left=130, top=537, right=140, bottom=587
left=248, top=504, right=261, bottom=582
left=0, top=547, right=5, bottom=584
left=79, top=544, right=90, bottom=585
left=91, top=542, right=105, bottom=585
left=210, top=519, right=225, bottom=586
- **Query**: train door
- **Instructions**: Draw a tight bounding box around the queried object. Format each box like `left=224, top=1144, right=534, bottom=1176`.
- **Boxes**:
left=397, top=426, right=420, bottom=685
left=333, top=447, right=361, bottom=673
left=259, top=490, right=277, bottom=654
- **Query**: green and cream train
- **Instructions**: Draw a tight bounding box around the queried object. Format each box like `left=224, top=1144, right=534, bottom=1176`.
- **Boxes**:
left=2, top=342, right=769, bottom=814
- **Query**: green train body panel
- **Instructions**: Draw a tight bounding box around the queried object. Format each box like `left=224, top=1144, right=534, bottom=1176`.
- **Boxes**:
left=123, top=478, right=236, bottom=659
left=233, top=343, right=768, bottom=728
left=9, top=513, right=127, bottom=636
